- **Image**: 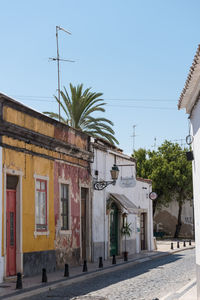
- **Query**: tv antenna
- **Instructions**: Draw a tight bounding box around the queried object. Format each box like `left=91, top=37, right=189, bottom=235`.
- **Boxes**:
left=49, top=26, right=75, bottom=121
left=131, top=125, right=137, bottom=153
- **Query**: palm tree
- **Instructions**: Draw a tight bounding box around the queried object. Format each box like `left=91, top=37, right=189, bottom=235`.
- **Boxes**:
left=44, top=83, right=119, bottom=145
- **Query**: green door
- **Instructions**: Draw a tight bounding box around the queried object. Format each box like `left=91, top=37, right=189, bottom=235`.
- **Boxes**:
left=110, top=203, right=118, bottom=256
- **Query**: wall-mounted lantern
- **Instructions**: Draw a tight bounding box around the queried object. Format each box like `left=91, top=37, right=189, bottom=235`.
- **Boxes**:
left=122, top=212, right=128, bottom=227
left=185, top=134, right=194, bottom=161
left=93, top=164, right=119, bottom=190
left=186, top=151, right=194, bottom=161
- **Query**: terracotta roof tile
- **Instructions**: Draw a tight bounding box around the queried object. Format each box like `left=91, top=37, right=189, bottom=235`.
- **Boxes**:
left=136, top=177, right=152, bottom=184
left=178, top=44, right=200, bottom=109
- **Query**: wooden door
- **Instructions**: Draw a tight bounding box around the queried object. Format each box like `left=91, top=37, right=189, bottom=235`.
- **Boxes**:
left=140, top=213, right=146, bottom=250
left=110, top=203, right=118, bottom=256
left=81, top=188, right=87, bottom=259
left=6, top=190, right=16, bottom=276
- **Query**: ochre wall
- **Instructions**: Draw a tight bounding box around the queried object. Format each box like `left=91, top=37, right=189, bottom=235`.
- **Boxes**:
left=3, top=106, right=88, bottom=151
left=2, top=143, right=55, bottom=253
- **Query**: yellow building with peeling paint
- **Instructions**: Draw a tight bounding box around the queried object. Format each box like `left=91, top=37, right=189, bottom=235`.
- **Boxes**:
left=0, top=94, right=92, bottom=278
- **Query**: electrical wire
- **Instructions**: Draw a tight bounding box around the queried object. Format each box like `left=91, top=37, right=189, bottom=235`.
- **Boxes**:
left=10, top=95, right=177, bottom=110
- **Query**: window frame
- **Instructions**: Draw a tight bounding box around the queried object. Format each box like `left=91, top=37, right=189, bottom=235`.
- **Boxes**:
left=59, top=179, right=71, bottom=235
left=34, top=174, right=49, bottom=237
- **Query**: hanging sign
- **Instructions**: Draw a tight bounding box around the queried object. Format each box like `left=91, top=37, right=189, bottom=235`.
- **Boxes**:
left=119, top=176, right=136, bottom=188
left=149, top=192, right=158, bottom=200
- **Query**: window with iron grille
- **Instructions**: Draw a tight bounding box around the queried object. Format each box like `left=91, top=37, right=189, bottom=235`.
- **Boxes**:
left=35, top=179, right=47, bottom=231
left=61, top=184, right=69, bottom=230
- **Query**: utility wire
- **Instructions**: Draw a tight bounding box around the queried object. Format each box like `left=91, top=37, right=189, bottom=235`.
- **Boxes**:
left=10, top=94, right=177, bottom=102
left=10, top=95, right=177, bottom=110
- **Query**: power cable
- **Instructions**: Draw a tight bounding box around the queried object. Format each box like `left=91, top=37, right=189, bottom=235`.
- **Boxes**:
left=10, top=94, right=177, bottom=102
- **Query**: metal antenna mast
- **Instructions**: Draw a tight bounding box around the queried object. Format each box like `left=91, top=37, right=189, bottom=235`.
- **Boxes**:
left=49, top=26, right=75, bottom=121
left=132, top=125, right=137, bottom=153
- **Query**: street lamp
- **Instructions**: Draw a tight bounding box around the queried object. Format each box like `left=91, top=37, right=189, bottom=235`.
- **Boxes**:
left=93, top=164, right=120, bottom=190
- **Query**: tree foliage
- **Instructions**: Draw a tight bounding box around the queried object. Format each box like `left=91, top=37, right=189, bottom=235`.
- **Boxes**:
left=133, top=141, right=193, bottom=237
left=44, top=83, right=119, bottom=145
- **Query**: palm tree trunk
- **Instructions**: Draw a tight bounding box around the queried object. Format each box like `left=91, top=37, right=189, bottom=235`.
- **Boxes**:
left=174, top=201, right=183, bottom=238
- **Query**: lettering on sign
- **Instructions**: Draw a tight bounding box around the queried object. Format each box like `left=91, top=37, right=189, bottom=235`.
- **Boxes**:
left=119, top=176, right=136, bottom=188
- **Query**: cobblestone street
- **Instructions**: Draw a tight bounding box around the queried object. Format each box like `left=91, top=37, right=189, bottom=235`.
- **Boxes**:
left=24, top=249, right=195, bottom=300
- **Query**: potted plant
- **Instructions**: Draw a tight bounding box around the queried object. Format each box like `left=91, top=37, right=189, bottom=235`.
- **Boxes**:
left=121, top=221, right=132, bottom=261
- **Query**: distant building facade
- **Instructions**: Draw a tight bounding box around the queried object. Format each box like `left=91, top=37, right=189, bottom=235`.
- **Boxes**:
left=154, top=200, right=194, bottom=238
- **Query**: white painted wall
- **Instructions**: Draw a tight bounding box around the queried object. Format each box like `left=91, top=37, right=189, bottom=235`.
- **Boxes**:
left=0, top=147, right=4, bottom=282
left=91, top=145, right=154, bottom=260
left=190, top=98, right=200, bottom=265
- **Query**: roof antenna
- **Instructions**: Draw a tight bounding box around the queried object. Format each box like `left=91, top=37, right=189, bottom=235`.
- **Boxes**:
left=49, top=26, right=75, bottom=121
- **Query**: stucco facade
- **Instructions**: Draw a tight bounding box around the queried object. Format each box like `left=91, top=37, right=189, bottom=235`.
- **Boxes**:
left=178, top=45, right=200, bottom=299
left=54, top=161, right=92, bottom=267
left=0, top=93, right=92, bottom=278
left=91, top=139, right=154, bottom=262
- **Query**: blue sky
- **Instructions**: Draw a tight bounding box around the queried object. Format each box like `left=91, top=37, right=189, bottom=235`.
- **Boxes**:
left=1, top=1, right=199, bottom=154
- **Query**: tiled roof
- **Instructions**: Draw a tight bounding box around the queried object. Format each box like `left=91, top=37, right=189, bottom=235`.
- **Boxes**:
left=178, top=44, right=200, bottom=110
left=136, top=177, right=152, bottom=184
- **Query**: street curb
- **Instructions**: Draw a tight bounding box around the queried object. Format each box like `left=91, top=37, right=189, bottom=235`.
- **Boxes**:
left=1, top=246, right=195, bottom=300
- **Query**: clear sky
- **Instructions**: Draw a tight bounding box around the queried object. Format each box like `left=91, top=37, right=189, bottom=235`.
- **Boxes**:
left=1, top=1, right=199, bottom=154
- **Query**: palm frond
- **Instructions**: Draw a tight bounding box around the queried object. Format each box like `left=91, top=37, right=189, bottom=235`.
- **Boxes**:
left=43, top=83, right=119, bottom=145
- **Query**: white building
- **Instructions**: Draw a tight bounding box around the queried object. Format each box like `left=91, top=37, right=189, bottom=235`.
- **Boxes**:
left=91, top=139, right=154, bottom=261
left=178, top=44, right=200, bottom=299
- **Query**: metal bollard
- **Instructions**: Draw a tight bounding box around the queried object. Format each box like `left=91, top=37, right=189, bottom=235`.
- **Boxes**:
left=99, top=257, right=103, bottom=268
left=189, top=240, right=192, bottom=246
left=183, top=241, right=186, bottom=247
left=171, top=242, right=173, bottom=250
left=42, top=268, right=47, bottom=283
left=124, top=252, right=128, bottom=262
left=82, top=260, right=88, bottom=272
left=112, top=254, right=116, bottom=264
left=16, top=272, right=23, bottom=289
left=177, top=241, right=180, bottom=248
left=64, top=264, right=69, bottom=277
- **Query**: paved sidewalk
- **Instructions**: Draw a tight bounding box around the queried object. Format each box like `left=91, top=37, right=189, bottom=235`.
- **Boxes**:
left=0, top=239, right=195, bottom=300
left=161, top=278, right=197, bottom=300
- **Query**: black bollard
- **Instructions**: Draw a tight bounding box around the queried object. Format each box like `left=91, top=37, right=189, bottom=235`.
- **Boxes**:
left=82, top=260, right=88, bottom=272
left=183, top=241, right=186, bottom=247
left=99, top=257, right=103, bottom=268
left=171, top=242, right=173, bottom=250
left=42, top=268, right=47, bottom=283
left=112, top=254, right=116, bottom=264
left=64, top=264, right=69, bottom=277
left=177, top=241, right=180, bottom=248
left=189, top=240, right=192, bottom=246
left=16, top=272, right=22, bottom=289
left=124, top=252, right=128, bottom=262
